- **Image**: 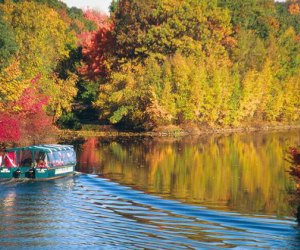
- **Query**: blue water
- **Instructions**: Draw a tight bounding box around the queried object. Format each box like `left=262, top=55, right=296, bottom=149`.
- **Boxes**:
left=0, top=174, right=299, bottom=249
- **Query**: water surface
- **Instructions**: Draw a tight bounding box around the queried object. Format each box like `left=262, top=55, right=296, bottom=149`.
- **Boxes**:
left=78, top=131, right=300, bottom=217
left=0, top=130, right=300, bottom=249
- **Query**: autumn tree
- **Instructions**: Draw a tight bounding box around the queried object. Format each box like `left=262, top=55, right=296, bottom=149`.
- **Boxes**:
left=111, top=0, right=234, bottom=64
left=218, top=0, right=276, bottom=36
left=91, top=0, right=238, bottom=129
left=0, top=0, right=75, bottom=80
left=0, top=59, right=28, bottom=112
left=44, top=73, right=78, bottom=122
left=288, top=0, right=300, bottom=15
left=16, top=77, right=53, bottom=141
left=1, top=0, right=299, bottom=133
left=68, top=7, right=98, bottom=33
left=77, top=10, right=114, bottom=81
left=0, top=75, right=52, bottom=142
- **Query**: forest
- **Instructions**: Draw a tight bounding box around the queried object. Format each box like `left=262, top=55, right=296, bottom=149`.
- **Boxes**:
left=0, top=0, right=300, bottom=141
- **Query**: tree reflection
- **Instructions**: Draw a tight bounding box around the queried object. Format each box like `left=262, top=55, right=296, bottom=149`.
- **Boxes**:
left=78, top=131, right=300, bottom=217
left=289, top=147, right=300, bottom=188
left=288, top=147, right=300, bottom=224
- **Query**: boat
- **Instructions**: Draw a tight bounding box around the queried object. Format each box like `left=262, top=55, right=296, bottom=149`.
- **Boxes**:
left=0, top=144, right=76, bottom=180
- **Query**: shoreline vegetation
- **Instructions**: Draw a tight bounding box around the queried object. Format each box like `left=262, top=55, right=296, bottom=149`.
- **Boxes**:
left=59, top=123, right=300, bottom=138
left=0, top=0, right=300, bottom=143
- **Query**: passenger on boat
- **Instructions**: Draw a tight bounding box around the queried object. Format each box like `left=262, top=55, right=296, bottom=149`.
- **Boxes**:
left=36, top=152, right=47, bottom=168
left=20, top=150, right=33, bottom=167
left=21, top=158, right=32, bottom=167
left=37, top=159, right=47, bottom=168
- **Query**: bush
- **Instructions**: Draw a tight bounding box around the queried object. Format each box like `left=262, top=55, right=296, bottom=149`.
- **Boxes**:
left=56, top=112, right=82, bottom=130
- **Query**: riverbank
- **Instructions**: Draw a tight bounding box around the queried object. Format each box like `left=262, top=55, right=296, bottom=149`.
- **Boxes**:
left=1, top=123, right=298, bottom=150
left=58, top=123, right=300, bottom=139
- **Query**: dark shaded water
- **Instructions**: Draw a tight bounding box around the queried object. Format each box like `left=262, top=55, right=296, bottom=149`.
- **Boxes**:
left=1, top=130, right=300, bottom=249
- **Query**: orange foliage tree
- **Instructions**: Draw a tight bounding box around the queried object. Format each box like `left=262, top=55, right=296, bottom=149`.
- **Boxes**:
left=78, top=10, right=114, bottom=80
left=288, top=0, right=300, bottom=14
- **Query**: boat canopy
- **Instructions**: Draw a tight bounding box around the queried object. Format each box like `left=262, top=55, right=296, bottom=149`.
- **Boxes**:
left=2, top=144, right=76, bottom=168
left=6, top=144, right=74, bottom=153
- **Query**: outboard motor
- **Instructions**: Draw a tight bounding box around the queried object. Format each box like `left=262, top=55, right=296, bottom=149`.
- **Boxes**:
left=13, top=169, right=21, bottom=178
left=27, top=168, right=35, bottom=179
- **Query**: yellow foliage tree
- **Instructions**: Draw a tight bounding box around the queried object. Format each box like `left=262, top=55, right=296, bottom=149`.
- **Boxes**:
left=0, top=0, right=75, bottom=80
left=280, top=74, right=300, bottom=121
left=45, top=73, right=78, bottom=122
left=0, top=59, right=28, bottom=112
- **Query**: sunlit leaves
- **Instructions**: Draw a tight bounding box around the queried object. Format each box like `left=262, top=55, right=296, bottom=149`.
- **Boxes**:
left=91, top=0, right=300, bottom=130
left=45, top=73, right=78, bottom=122
left=288, top=0, right=300, bottom=15
left=1, top=0, right=300, bottom=134
left=0, top=0, right=75, bottom=79
left=0, top=74, right=51, bottom=142
left=78, top=10, right=114, bottom=80
left=0, top=59, right=28, bottom=112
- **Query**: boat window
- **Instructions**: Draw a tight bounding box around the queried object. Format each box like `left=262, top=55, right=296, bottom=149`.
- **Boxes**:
left=47, top=149, right=76, bottom=167
left=20, top=150, right=33, bottom=167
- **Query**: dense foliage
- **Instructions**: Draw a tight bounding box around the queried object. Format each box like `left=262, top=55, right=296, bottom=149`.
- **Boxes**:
left=0, top=0, right=94, bottom=141
left=85, top=0, right=300, bottom=130
left=0, top=12, right=17, bottom=70
left=0, top=0, right=300, bottom=141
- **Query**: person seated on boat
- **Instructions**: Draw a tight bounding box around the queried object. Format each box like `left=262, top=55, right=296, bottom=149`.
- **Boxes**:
left=36, top=152, right=47, bottom=168
left=37, top=159, right=47, bottom=168
left=21, top=158, right=32, bottom=167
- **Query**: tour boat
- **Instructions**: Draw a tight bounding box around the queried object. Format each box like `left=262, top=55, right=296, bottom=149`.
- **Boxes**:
left=0, top=144, right=76, bottom=180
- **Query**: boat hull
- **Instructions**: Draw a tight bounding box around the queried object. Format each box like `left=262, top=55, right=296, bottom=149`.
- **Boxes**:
left=0, top=165, right=76, bottom=180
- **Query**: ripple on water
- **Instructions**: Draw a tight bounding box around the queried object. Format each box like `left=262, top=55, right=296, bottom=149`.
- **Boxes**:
left=0, top=175, right=299, bottom=249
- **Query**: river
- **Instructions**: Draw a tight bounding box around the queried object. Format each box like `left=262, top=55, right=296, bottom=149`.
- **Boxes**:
left=1, top=130, right=300, bottom=249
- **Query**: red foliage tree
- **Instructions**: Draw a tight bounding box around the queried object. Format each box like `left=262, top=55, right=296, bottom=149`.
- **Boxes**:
left=84, top=9, right=109, bottom=28
left=0, top=114, right=20, bottom=142
left=78, top=10, right=114, bottom=80
left=0, top=75, right=52, bottom=142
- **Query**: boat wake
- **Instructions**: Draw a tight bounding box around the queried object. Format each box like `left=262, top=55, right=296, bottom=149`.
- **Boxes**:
left=78, top=174, right=299, bottom=249
left=0, top=174, right=299, bottom=249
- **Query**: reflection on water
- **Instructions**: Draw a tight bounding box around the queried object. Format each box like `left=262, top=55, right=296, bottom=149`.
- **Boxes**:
left=78, top=131, right=300, bottom=217
left=1, top=130, right=300, bottom=249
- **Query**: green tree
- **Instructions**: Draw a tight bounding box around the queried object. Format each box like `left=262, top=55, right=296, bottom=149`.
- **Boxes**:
left=0, top=12, right=17, bottom=69
left=112, top=0, right=234, bottom=64
left=276, top=1, right=300, bottom=34
left=218, top=0, right=277, bottom=38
